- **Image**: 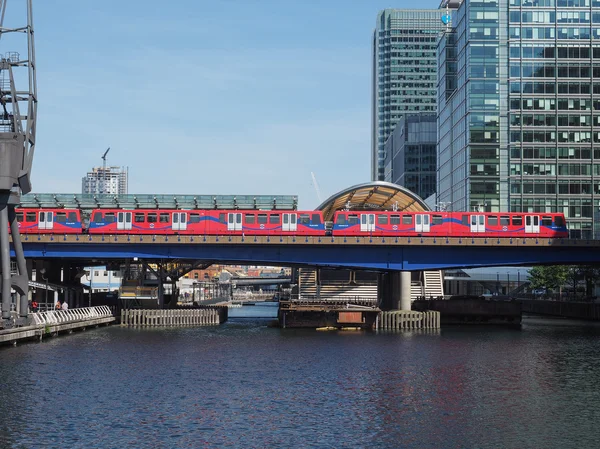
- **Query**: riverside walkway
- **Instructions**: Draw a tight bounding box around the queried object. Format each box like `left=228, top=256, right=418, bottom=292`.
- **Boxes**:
left=0, top=306, right=115, bottom=346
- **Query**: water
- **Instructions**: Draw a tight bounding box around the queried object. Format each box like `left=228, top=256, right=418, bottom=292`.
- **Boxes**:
left=1, top=316, right=600, bottom=448
left=228, top=302, right=279, bottom=319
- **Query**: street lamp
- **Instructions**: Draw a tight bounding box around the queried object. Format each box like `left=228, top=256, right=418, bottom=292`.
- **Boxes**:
left=39, top=268, right=48, bottom=311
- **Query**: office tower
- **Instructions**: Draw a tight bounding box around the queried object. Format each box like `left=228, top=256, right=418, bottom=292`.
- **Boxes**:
left=383, top=113, right=438, bottom=200
left=82, top=166, right=128, bottom=195
left=371, top=7, right=450, bottom=182
left=438, top=0, right=600, bottom=238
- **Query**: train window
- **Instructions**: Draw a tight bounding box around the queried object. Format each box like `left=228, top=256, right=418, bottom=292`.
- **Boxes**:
left=500, top=216, right=510, bottom=226
left=347, top=215, right=359, bottom=225
left=336, top=215, right=346, bottom=225
left=245, top=214, right=255, bottom=224
left=391, top=215, right=400, bottom=225
left=555, top=216, right=564, bottom=227
left=488, top=216, right=498, bottom=226
left=39, top=212, right=45, bottom=222
left=299, top=214, right=310, bottom=225
left=92, top=212, right=102, bottom=222
left=147, top=213, right=157, bottom=223
left=311, top=214, right=321, bottom=225
left=159, top=213, right=169, bottom=223
left=258, top=214, right=268, bottom=224
left=402, top=215, right=413, bottom=225
left=270, top=215, right=280, bottom=224
left=135, top=213, right=145, bottom=223
left=432, top=215, right=443, bottom=225
left=513, top=216, right=522, bottom=226
left=55, top=212, right=67, bottom=223
left=462, top=215, right=469, bottom=225
left=189, top=213, right=200, bottom=223
left=542, top=216, right=553, bottom=226
left=68, top=212, right=77, bottom=222
left=378, top=215, right=388, bottom=225
left=104, top=213, right=115, bottom=223
left=16, top=212, right=23, bottom=222
left=219, top=213, right=226, bottom=224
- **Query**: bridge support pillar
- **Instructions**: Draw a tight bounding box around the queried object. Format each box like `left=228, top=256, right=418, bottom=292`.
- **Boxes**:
left=399, top=271, right=412, bottom=311
left=379, top=271, right=412, bottom=311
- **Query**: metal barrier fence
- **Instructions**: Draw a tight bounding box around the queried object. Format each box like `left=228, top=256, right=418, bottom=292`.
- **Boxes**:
left=120, top=308, right=227, bottom=327
left=31, top=306, right=114, bottom=326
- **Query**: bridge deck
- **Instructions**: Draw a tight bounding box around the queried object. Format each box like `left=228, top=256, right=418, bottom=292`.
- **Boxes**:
left=13, top=234, right=597, bottom=247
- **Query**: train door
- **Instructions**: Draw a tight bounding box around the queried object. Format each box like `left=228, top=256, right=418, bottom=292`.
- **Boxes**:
left=39, top=211, right=53, bottom=230
left=117, top=212, right=132, bottom=230
left=360, top=214, right=375, bottom=232
left=415, top=214, right=430, bottom=233
left=227, top=213, right=242, bottom=231
left=282, top=213, right=297, bottom=231
left=172, top=212, right=187, bottom=231
left=470, top=215, right=485, bottom=233
left=525, top=215, right=539, bottom=234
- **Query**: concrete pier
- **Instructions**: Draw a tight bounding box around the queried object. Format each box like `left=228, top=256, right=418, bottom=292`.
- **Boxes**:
left=376, top=310, right=440, bottom=330
left=120, top=307, right=228, bottom=327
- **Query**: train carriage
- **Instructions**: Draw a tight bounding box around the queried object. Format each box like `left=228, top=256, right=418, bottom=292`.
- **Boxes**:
left=331, top=211, right=568, bottom=238
left=87, top=209, right=326, bottom=236
left=13, top=208, right=83, bottom=234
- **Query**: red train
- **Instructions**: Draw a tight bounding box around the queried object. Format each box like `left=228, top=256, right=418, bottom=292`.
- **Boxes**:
left=12, top=207, right=569, bottom=238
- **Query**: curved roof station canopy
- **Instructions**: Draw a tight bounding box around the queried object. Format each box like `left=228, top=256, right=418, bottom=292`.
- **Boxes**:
left=316, top=181, right=430, bottom=222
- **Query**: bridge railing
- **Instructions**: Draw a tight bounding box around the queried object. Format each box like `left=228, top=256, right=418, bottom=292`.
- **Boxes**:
left=119, top=286, right=158, bottom=299
left=31, top=306, right=113, bottom=325
left=290, top=295, right=378, bottom=308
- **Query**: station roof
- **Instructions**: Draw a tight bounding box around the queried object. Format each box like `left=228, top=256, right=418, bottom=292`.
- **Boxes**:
left=316, top=181, right=430, bottom=221
left=18, top=193, right=298, bottom=211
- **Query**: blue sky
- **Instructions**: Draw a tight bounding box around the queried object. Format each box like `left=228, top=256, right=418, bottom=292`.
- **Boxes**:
left=27, top=0, right=442, bottom=209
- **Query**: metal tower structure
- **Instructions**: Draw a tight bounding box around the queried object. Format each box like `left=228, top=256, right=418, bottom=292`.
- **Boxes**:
left=0, top=0, right=37, bottom=323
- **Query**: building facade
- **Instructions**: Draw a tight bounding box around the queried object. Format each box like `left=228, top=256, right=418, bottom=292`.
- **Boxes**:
left=438, top=0, right=600, bottom=238
left=383, top=113, right=438, bottom=200
left=372, top=8, right=449, bottom=182
left=82, top=166, right=128, bottom=195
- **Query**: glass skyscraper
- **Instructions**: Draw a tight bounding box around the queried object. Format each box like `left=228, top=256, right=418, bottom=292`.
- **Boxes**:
left=383, top=113, right=438, bottom=200
left=372, top=8, right=448, bottom=182
left=438, top=0, right=600, bottom=238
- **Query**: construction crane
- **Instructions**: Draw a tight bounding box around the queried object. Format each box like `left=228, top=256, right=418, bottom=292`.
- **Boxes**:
left=311, top=172, right=323, bottom=204
left=101, top=147, right=110, bottom=194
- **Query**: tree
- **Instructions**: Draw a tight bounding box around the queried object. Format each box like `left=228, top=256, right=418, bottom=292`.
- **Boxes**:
left=529, top=265, right=569, bottom=293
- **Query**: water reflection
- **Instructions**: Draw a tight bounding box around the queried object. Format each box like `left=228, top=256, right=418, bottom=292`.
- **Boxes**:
left=0, top=317, right=599, bottom=448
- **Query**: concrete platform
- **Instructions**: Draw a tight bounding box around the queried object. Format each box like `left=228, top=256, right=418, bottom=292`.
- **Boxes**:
left=0, top=306, right=115, bottom=346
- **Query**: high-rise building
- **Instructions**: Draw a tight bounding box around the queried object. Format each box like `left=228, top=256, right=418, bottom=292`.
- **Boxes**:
left=383, top=113, right=438, bottom=200
left=82, top=166, right=128, bottom=195
left=371, top=7, right=450, bottom=182
left=438, top=0, right=600, bottom=238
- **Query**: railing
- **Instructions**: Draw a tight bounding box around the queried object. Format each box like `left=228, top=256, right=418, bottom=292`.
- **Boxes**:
left=231, top=293, right=277, bottom=301
left=290, top=295, right=378, bottom=307
left=119, top=286, right=158, bottom=298
left=31, top=306, right=113, bottom=325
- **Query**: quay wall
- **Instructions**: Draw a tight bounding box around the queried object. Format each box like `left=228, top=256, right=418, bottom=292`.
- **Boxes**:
left=522, top=300, right=600, bottom=321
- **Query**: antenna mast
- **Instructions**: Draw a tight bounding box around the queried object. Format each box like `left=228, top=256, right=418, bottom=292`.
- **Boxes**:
left=0, top=0, right=37, bottom=323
